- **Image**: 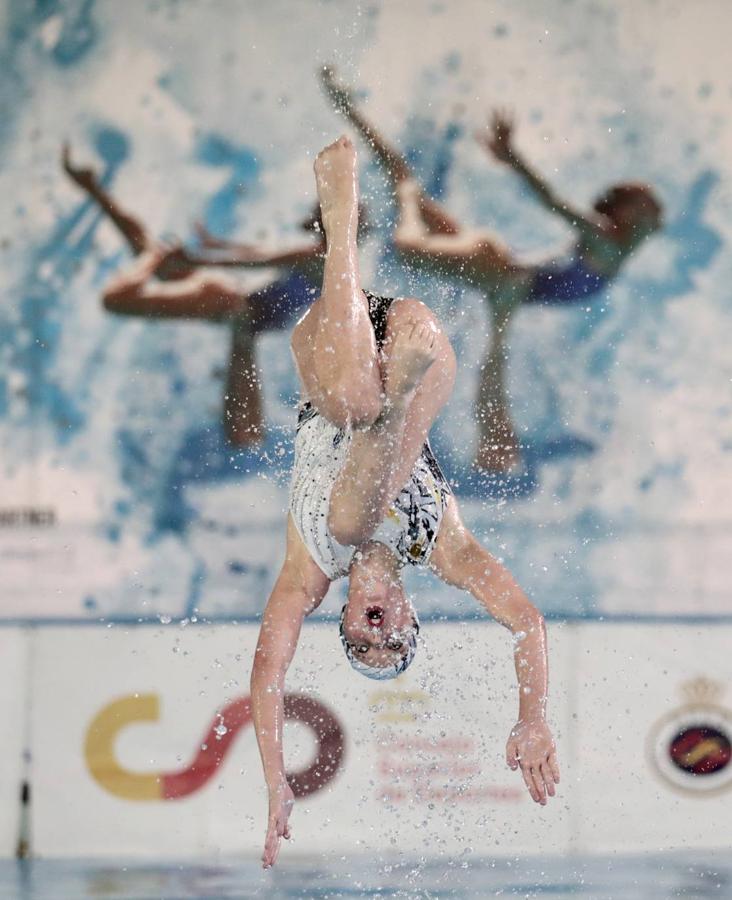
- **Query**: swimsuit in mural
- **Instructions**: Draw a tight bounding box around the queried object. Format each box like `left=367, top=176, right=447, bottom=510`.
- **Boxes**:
left=526, top=256, right=610, bottom=306
left=248, top=268, right=318, bottom=330
left=289, top=293, right=453, bottom=581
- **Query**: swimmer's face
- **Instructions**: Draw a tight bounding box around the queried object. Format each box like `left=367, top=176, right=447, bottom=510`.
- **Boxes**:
left=616, top=194, right=663, bottom=236
left=343, top=576, right=416, bottom=669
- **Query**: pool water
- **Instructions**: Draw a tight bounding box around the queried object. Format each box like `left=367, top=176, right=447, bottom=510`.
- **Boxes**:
left=1, top=853, right=729, bottom=899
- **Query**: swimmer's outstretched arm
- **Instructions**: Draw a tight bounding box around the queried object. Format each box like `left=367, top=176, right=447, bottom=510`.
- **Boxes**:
left=477, top=111, right=602, bottom=237
left=429, top=498, right=560, bottom=806
left=188, top=226, right=324, bottom=270
left=250, top=518, right=331, bottom=868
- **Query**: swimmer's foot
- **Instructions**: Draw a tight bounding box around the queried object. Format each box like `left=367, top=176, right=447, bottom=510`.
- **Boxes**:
left=383, top=321, right=439, bottom=405
left=62, top=143, right=101, bottom=194
left=314, top=136, right=359, bottom=239
left=224, top=313, right=266, bottom=448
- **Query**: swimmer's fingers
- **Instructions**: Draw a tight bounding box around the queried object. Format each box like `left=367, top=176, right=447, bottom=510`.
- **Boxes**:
left=539, top=760, right=556, bottom=798
left=493, top=107, right=515, bottom=130
left=518, top=758, right=541, bottom=803
left=262, top=816, right=281, bottom=869
left=505, top=736, right=520, bottom=770
left=547, top=751, right=560, bottom=785
left=529, top=763, right=547, bottom=805
left=262, top=813, right=292, bottom=869
left=522, top=760, right=546, bottom=805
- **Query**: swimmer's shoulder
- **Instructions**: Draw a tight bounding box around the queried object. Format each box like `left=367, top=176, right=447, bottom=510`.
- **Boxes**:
left=282, top=514, right=331, bottom=614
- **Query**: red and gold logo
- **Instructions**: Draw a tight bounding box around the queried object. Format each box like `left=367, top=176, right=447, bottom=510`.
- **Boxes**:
left=85, top=693, right=345, bottom=801
left=647, top=677, right=732, bottom=796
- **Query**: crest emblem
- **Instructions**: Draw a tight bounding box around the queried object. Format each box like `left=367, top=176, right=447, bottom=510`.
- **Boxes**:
left=647, top=677, right=732, bottom=796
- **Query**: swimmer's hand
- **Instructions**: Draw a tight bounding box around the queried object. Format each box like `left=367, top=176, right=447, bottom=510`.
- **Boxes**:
left=262, top=781, right=295, bottom=869
left=476, top=109, right=516, bottom=164
left=506, top=717, right=559, bottom=806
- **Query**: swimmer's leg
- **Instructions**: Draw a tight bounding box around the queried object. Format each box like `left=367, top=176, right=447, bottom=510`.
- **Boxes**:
left=223, top=315, right=265, bottom=447
left=292, top=137, right=383, bottom=429
left=328, top=300, right=456, bottom=546
left=474, top=281, right=529, bottom=472
left=103, top=246, right=244, bottom=319
left=395, top=180, right=519, bottom=287
left=62, top=144, right=151, bottom=255
left=320, top=67, right=460, bottom=236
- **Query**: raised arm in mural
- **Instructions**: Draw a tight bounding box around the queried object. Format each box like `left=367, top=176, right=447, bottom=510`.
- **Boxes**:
left=321, top=69, right=664, bottom=472
left=62, top=143, right=325, bottom=447
left=250, top=137, right=559, bottom=869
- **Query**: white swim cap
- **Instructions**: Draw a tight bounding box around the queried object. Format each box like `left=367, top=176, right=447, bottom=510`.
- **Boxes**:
left=339, top=603, right=419, bottom=680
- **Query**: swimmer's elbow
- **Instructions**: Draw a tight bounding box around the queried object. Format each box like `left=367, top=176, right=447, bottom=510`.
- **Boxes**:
left=507, top=604, right=544, bottom=638
left=250, top=647, right=287, bottom=691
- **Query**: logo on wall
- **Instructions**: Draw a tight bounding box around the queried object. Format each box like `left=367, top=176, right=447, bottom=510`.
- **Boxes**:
left=647, top=677, right=732, bottom=796
left=85, top=693, right=345, bottom=801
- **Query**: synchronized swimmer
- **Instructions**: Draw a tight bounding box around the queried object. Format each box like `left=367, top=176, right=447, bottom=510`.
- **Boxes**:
left=69, top=66, right=665, bottom=869
left=250, top=137, right=559, bottom=869
left=321, top=67, right=663, bottom=471
left=63, top=145, right=328, bottom=447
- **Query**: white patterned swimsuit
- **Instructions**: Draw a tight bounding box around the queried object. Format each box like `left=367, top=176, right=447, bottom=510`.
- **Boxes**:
left=289, top=293, right=452, bottom=580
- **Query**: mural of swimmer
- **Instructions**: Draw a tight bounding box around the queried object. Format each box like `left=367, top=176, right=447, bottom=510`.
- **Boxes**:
left=321, top=68, right=664, bottom=472
left=62, top=144, right=327, bottom=447
left=251, top=137, right=559, bottom=868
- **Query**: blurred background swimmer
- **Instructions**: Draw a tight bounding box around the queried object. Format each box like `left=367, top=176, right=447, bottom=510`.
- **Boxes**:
left=62, top=143, right=328, bottom=447
left=321, top=68, right=664, bottom=472
left=250, top=137, right=559, bottom=869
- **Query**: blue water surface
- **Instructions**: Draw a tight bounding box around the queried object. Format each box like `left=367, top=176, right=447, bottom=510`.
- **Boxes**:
left=1, top=852, right=729, bottom=899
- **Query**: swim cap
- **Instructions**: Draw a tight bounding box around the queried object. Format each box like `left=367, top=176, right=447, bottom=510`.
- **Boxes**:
left=339, top=604, right=419, bottom=680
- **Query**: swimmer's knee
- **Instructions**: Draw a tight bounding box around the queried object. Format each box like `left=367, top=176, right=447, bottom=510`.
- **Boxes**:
left=385, top=297, right=443, bottom=339
left=321, top=387, right=383, bottom=431
left=102, top=289, right=135, bottom=314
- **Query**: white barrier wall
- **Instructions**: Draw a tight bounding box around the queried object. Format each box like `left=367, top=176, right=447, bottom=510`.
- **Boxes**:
left=28, top=623, right=574, bottom=858
left=574, top=624, right=732, bottom=853
left=5, top=621, right=732, bottom=858
left=0, top=630, right=27, bottom=858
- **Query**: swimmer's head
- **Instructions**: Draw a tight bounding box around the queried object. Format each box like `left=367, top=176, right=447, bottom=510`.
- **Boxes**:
left=300, top=202, right=371, bottom=242
left=593, top=182, right=664, bottom=237
left=340, top=543, right=420, bottom=680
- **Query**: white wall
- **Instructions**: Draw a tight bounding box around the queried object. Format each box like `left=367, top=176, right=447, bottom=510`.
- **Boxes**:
left=0, top=631, right=27, bottom=857
left=3, top=620, right=730, bottom=859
